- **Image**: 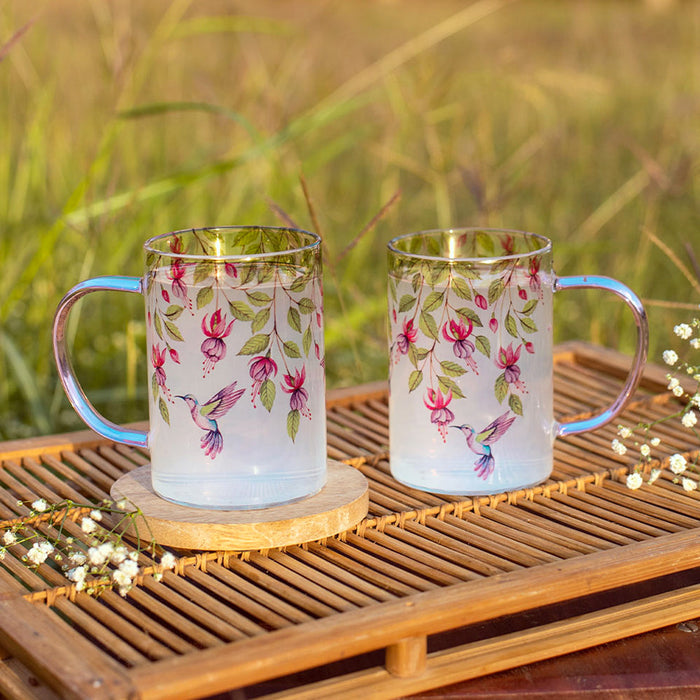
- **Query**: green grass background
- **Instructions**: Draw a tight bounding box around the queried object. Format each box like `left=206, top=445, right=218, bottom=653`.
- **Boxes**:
left=1, top=0, right=698, bottom=440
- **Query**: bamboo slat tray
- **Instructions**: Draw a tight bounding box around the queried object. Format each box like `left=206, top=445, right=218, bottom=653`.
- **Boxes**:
left=1, top=342, right=699, bottom=700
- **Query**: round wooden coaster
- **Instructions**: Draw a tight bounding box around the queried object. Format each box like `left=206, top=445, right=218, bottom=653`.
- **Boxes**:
left=110, top=460, right=368, bottom=551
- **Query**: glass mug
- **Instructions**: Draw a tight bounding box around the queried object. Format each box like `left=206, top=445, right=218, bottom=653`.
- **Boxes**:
left=387, top=228, right=648, bottom=495
left=54, top=226, right=327, bottom=510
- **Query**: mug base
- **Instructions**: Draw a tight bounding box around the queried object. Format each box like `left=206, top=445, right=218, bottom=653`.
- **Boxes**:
left=391, top=472, right=549, bottom=497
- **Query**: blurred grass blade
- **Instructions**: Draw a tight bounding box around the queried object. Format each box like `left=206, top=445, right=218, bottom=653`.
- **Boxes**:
left=0, top=18, right=34, bottom=62
left=118, top=101, right=261, bottom=142
left=169, top=15, right=291, bottom=38
left=0, top=329, right=51, bottom=434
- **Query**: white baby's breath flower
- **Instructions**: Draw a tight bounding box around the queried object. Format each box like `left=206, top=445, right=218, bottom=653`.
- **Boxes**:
left=69, top=551, right=87, bottom=566
left=611, top=438, right=627, bottom=456
left=67, top=565, right=88, bottom=584
left=116, top=498, right=130, bottom=511
left=640, top=444, right=651, bottom=458
left=673, top=385, right=685, bottom=397
left=89, top=510, right=103, bottom=522
left=26, top=542, right=52, bottom=566
left=80, top=517, right=97, bottom=534
left=617, top=426, right=633, bottom=439
left=2, top=531, right=17, bottom=546
left=667, top=377, right=680, bottom=391
left=112, top=569, right=134, bottom=597
left=648, top=468, right=662, bottom=485
left=110, top=545, right=128, bottom=565
left=87, top=546, right=107, bottom=567
left=669, top=453, right=688, bottom=475
left=650, top=437, right=661, bottom=447
left=663, top=350, right=679, bottom=366
left=31, top=499, right=48, bottom=513
left=682, top=411, right=697, bottom=429
left=118, top=558, right=139, bottom=579
left=160, top=552, right=177, bottom=570
left=691, top=394, right=700, bottom=408
left=626, top=472, right=643, bottom=490
left=691, top=338, right=700, bottom=350
left=674, top=323, right=693, bottom=340
left=682, top=477, right=698, bottom=492
left=128, top=551, right=139, bottom=562
left=0, top=548, right=5, bottom=560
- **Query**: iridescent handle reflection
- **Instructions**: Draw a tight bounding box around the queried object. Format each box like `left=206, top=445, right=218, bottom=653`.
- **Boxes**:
left=53, top=276, right=149, bottom=448
left=553, top=275, right=649, bottom=437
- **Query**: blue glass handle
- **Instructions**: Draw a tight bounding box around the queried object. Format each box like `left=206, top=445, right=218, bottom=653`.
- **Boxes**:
left=554, top=275, right=649, bottom=437
left=53, top=276, right=149, bottom=448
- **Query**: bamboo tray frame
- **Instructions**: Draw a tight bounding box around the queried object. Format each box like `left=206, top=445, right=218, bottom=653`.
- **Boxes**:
left=1, top=342, right=699, bottom=699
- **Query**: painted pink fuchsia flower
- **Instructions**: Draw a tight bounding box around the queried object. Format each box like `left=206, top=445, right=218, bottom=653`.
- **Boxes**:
left=169, top=348, right=181, bottom=364
left=225, top=262, right=238, bottom=278
left=396, top=318, right=418, bottom=357
left=249, top=355, right=278, bottom=408
left=474, top=294, right=488, bottom=310
left=282, top=365, right=311, bottom=418
left=167, top=258, right=189, bottom=307
left=489, top=317, right=498, bottom=333
left=424, top=388, right=454, bottom=442
left=528, top=257, right=543, bottom=299
left=442, top=318, right=477, bottom=372
left=169, top=235, right=184, bottom=254
left=151, top=344, right=171, bottom=400
left=496, top=343, right=526, bottom=392
left=201, top=309, right=235, bottom=376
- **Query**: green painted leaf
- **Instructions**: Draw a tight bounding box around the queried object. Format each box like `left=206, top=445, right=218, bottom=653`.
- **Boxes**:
left=437, top=375, right=465, bottom=399
left=283, top=340, right=301, bottom=358
left=193, top=260, right=214, bottom=284
left=414, top=347, right=430, bottom=361
left=475, top=335, right=491, bottom=358
left=488, top=278, right=505, bottom=305
left=440, top=360, right=467, bottom=377
left=455, top=307, right=483, bottom=327
left=260, top=378, right=275, bottom=412
left=399, top=294, right=416, bottom=313
left=451, top=276, right=472, bottom=300
left=519, top=316, right=538, bottom=334
left=408, top=369, right=423, bottom=392
left=229, top=300, right=254, bottom=321
left=521, top=299, right=538, bottom=316
left=289, top=270, right=311, bottom=293
left=247, top=290, right=273, bottom=307
left=287, top=409, right=300, bottom=442
left=164, top=320, right=184, bottom=342
left=256, top=264, right=274, bottom=285
left=419, top=310, right=439, bottom=340
left=302, top=326, right=312, bottom=356
left=411, top=271, right=422, bottom=294
left=423, top=291, right=444, bottom=312
left=153, top=313, right=163, bottom=340
left=505, top=312, right=518, bottom=338
left=494, top=373, right=508, bottom=403
left=196, top=285, right=214, bottom=310
left=287, top=306, right=302, bottom=333
left=238, top=333, right=270, bottom=355
left=407, top=343, right=418, bottom=368
left=509, top=393, right=523, bottom=416
left=151, top=372, right=158, bottom=398
left=298, top=297, right=315, bottom=314
left=164, top=305, right=184, bottom=320
left=252, top=307, right=271, bottom=333
left=428, top=262, right=449, bottom=286
left=158, top=397, right=170, bottom=425
left=388, top=277, right=398, bottom=302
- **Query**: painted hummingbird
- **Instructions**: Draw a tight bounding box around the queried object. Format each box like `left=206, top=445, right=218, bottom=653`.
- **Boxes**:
left=451, top=411, right=516, bottom=479
left=176, top=381, right=245, bottom=458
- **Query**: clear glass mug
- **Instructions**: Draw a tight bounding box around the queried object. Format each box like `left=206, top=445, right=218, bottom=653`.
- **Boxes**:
left=54, top=226, right=327, bottom=510
left=387, top=228, right=648, bottom=495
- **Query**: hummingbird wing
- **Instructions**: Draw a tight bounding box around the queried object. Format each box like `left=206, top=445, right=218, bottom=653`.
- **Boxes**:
left=201, top=381, right=245, bottom=419
left=477, top=411, right=516, bottom=446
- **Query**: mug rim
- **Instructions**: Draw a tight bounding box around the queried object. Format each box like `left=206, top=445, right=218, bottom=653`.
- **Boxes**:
left=144, top=225, right=321, bottom=261
left=387, top=227, right=552, bottom=263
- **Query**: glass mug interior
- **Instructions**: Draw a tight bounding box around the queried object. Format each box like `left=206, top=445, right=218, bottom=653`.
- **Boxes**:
left=387, top=228, right=648, bottom=496
left=54, top=226, right=327, bottom=510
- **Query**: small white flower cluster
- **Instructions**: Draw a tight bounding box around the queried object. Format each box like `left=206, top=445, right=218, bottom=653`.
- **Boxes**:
left=0, top=497, right=178, bottom=597
left=616, top=316, right=700, bottom=493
